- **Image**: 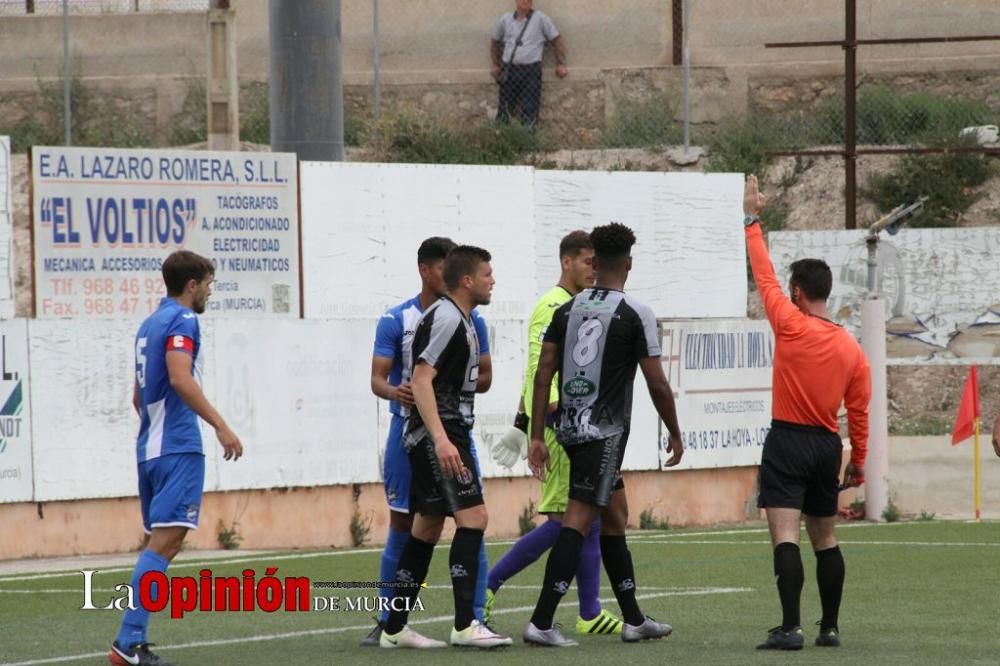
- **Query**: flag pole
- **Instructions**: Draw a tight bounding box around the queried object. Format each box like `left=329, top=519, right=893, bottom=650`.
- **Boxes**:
left=974, top=417, right=981, bottom=522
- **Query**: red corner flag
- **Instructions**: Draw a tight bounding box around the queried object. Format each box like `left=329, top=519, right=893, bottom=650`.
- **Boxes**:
left=952, top=365, right=980, bottom=446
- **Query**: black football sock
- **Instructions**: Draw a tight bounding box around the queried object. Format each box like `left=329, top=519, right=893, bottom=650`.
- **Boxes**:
left=450, top=527, right=484, bottom=631
left=384, top=536, right=435, bottom=635
left=774, top=542, right=804, bottom=630
left=815, top=546, right=845, bottom=631
left=529, top=527, right=584, bottom=630
left=600, top=534, right=644, bottom=626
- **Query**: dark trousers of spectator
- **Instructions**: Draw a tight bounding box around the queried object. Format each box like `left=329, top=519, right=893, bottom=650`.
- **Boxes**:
left=496, top=62, right=542, bottom=126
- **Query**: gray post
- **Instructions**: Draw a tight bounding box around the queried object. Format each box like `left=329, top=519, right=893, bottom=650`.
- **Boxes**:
left=207, top=5, right=240, bottom=151
left=62, top=0, right=71, bottom=146
left=373, top=0, right=381, bottom=119
left=269, top=0, right=344, bottom=161
left=682, top=0, right=690, bottom=151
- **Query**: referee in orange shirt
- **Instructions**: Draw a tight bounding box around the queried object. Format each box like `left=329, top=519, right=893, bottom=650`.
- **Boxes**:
left=743, top=175, right=871, bottom=651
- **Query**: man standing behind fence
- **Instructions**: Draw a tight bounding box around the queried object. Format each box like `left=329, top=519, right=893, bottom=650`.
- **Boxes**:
left=743, top=175, right=870, bottom=651
left=491, top=0, right=567, bottom=126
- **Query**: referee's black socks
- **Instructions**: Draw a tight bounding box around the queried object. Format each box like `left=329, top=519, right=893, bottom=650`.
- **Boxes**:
left=450, top=527, right=484, bottom=631
left=530, top=526, right=584, bottom=630
left=815, top=545, right=844, bottom=631
left=773, top=542, right=804, bottom=630
left=384, top=536, right=435, bottom=635
left=600, top=534, right=645, bottom=626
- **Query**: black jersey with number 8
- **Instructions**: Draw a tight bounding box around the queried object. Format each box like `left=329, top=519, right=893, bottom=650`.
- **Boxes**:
left=544, top=288, right=660, bottom=447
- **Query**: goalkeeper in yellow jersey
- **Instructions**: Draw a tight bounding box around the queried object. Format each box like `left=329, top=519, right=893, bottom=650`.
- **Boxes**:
left=487, top=230, right=623, bottom=636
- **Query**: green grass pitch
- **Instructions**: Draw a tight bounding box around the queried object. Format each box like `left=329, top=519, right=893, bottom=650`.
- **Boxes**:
left=1, top=520, right=997, bottom=664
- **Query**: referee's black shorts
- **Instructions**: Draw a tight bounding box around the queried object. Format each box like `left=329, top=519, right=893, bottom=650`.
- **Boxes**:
left=757, top=419, right=843, bottom=517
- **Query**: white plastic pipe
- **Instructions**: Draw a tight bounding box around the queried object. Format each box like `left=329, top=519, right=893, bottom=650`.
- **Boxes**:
left=861, top=297, right=889, bottom=520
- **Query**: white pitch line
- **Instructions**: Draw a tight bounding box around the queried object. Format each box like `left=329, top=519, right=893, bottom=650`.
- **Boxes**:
left=627, top=539, right=1000, bottom=548
left=2, top=586, right=750, bottom=666
left=635, top=521, right=914, bottom=540
left=1, top=520, right=990, bottom=584
left=0, top=540, right=528, bottom=584
left=0, top=548, right=386, bottom=583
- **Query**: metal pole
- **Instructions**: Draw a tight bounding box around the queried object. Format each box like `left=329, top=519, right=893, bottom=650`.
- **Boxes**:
left=682, top=0, right=690, bottom=151
left=861, top=298, right=889, bottom=521
left=269, top=0, right=344, bottom=161
left=62, top=0, right=71, bottom=146
left=844, top=0, right=857, bottom=229
left=373, top=0, right=381, bottom=119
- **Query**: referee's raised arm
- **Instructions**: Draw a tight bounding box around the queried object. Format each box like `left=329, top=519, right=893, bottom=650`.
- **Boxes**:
left=743, top=174, right=804, bottom=336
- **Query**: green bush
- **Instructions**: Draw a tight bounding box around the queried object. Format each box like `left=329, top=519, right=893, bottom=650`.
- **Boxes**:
left=518, top=499, right=537, bottom=536
left=365, top=111, right=543, bottom=165
left=603, top=94, right=681, bottom=148
left=638, top=507, right=670, bottom=531
left=239, top=82, right=270, bottom=145
left=862, top=147, right=997, bottom=226
left=167, top=81, right=207, bottom=146
left=882, top=498, right=901, bottom=523
left=704, top=120, right=776, bottom=177
left=2, top=72, right=150, bottom=151
left=763, top=87, right=993, bottom=148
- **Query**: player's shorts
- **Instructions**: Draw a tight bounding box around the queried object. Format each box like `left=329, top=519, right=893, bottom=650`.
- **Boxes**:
left=383, top=414, right=411, bottom=513
left=408, top=423, right=484, bottom=516
left=564, top=433, right=627, bottom=508
left=538, top=427, right=570, bottom=514
left=384, top=414, right=483, bottom=513
left=138, top=452, right=205, bottom=533
left=757, top=419, right=843, bottom=517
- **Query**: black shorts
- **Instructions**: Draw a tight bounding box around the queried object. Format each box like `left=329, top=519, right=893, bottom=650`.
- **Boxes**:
left=757, top=420, right=843, bottom=517
left=408, top=424, right=484, bottom=516
left=564, top=433, right=627, bottom=508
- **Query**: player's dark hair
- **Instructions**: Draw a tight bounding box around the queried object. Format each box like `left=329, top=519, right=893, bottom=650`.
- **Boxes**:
left=162, top=250, right=214, bottom=296
left=590, top=222, right=636, bottom=266
left=559, top=230, right=593, bottom=258
left=417, top=236, right=457, bottom=265
left=443, top=245, right=492, bottom=290
left=789, top=258, right=833, bottom=301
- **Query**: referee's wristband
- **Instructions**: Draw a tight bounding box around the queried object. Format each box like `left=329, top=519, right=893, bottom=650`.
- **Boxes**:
left=743, top=214, right=760, bottom=227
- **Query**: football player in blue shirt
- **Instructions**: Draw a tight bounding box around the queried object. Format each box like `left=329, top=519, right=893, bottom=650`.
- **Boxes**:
left=110, top=250, right=243, bottom=666
left=362, top=237, right=492, bottom=645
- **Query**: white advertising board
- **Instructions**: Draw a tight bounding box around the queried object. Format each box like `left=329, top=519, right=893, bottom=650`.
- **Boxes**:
left=28, top=317, right=386, bottom=501
left=29, top=317, right=161, bottom=501
left=32, top=146, right=300, bottom=319
left=0, top=319, right=32, bottom=503
left=208, top=319, right=381, bottom=488
left=534, top=171, right=747, bottom=318
left=658, top=319, right=774, bottom=470
left=300, top=162, right=536, bottom=321
left=0, top=136, right=13, bottom=319
left=769, top=228, right=1000, bottom=359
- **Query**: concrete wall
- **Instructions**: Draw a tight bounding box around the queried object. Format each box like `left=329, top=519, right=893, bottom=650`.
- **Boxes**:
left=0, top=467, right=760, bottom=560
left=3, top=434, right=991, bottom=559
left=887, top=436, right=1000, bottom=520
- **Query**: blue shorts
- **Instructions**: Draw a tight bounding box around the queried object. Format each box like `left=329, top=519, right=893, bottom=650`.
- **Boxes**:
left=383, top=414, right=482, bottom=513
left=138, top=452, right=205, bottom=533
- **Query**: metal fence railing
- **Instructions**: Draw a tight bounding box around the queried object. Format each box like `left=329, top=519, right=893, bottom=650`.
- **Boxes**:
left=3, top=0, right=996, bottom=194
left=0, top=0, right=207, bottom=14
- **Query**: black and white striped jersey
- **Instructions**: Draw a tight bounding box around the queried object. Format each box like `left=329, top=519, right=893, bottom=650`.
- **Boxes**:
left=404, top=296, right=480, bottom=449
left=544, top=288, right=661, bottom=446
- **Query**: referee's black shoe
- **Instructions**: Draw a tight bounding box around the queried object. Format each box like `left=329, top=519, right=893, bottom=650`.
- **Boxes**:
left=815, top=623, right=841, bottom=647
left=755, top=626, right=804, bottom=650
